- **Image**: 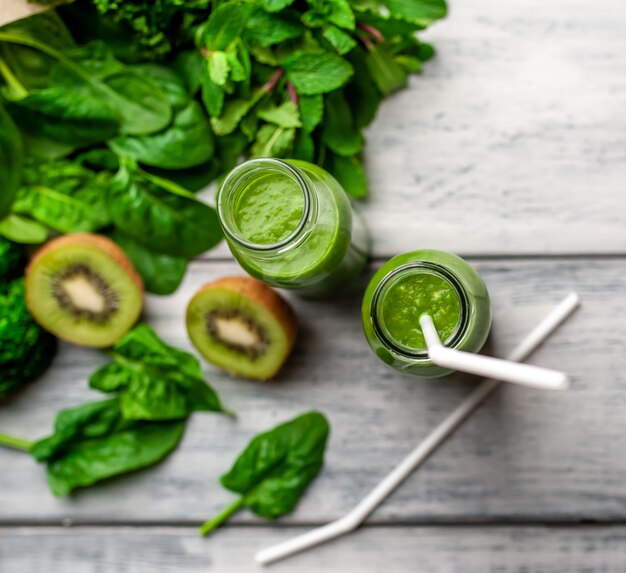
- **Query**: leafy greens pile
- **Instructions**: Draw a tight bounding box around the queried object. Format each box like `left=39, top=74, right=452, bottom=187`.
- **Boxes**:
left=0, top=0, right=445, bottom=293
left=0, top=323, right=230, bottom=496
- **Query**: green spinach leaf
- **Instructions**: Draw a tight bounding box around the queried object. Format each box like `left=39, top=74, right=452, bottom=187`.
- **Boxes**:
left=199, top=411, right=329, bottom=535
left=89, top=324, right=230, bottom=420
left=108, top=101, right=214, bottom=169
left=282, top=50, right=353, bottom=95
left=107, top=161, right=222, bottom=258
left=0, top=213, right=48, bottom=244
left=111, top=230, right=188, bottom=296
left=30, top=398, right=185, bottom=496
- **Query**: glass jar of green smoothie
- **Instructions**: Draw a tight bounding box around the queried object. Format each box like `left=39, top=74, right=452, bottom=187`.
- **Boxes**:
left=217, top=158, right=370, bottom=297
left=362, top=250, right=492, bottom=378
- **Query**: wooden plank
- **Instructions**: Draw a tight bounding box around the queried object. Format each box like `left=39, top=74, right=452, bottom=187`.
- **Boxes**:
left=2, top=525, right=626, bottom=572
left=0, top=258, right=623, bottom=523
left=196, top=0, right=626, bottom=259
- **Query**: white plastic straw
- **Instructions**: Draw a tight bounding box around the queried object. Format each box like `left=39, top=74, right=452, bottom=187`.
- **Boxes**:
left=255, top=293, right=580, bottom=566
left=419, top=315, right=568, bottom=390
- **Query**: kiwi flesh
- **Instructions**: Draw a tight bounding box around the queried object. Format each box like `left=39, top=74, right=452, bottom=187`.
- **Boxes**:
left=186, top=277, right=297, bottom=380
left=26, top=233, right=143, bottom=348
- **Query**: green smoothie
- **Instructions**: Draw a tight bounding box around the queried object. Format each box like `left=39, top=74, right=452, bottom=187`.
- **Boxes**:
left=362, top=250, right=492, bottom=378
left=218, top=158, right=370, bottom=297
left=378, top=271, right=462, bottom=352
left=232, top=171, right=304, bottom=245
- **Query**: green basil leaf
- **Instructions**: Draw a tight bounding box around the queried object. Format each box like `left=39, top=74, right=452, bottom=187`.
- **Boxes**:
left=222, top=412, right=329, bottom=519
left=298, top=94, right=324, bottom=132
left=31, top=398, right=185, bottom=496
left=257, top=100, right=301, bottom=128
left=108, top=162, right=222, bottom=258
left=0, top=102, right=23, bottom=219
left=12, top=161, right=111, bottom=234
left=382, top=0, right=447, bottom=25
left=0, top=213, right=48, bottom=244
left=321, top=91, right=363, bottom=156
left=282, top=50, right=353, bottom=95
left=108, top=101, right=214, bottom=170
left=111, top=230, right=188, bottom=296
left=251, top=124, right=296, bottom=157
left=89, top=324, right=230, bottom=420
left=329, top=153, right=368, bottom=198
left=322, top=25, right=357, bottom=55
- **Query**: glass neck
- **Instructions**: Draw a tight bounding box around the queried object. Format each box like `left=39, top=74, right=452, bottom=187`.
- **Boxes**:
left=217, top=158, right=314, bottom=253
left=371, top=262, right=470, bottom=360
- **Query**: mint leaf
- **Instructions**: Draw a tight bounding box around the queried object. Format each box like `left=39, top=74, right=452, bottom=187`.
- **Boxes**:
left=282, top=51, right=353, bottom=95
left=321, top=91, right=363, bottom=156
left=201, top=2, right=248, bottom=51
left=263, top=0, right=296, bottom=12
left=299, top=94, right=324, bottom=132
left=323, top=25, right=357, bottom=55
left=208, top=51, right=230, bottom=86
left=251, top=124, right=295, bottom=157
left=366, top=44, right=407, bottom=95
left=382, top=0, right=447, bottom=25
left=245, top=8, right=304, bottom=47
left=292, top=130, right=315, bottom=162
left=257, top=101, right=301, bottom=128
left=200, top=66, right=225, bottom=116
left=211, top=90, right=266, bottom=135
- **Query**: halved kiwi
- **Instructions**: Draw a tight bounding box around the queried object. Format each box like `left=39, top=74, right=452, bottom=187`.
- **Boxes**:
left=26, top=233, right=143, bottom=348
left=186, top=277, right=297, bottom=380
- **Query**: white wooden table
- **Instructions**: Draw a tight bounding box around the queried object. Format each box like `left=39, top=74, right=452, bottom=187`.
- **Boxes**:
left=2, top=0, right=626, bottom=570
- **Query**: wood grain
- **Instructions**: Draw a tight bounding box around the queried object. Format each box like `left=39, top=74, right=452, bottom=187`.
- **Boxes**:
left=2, top=525, right=626, bottom=573
left=0, top=259, right=622, bottom=523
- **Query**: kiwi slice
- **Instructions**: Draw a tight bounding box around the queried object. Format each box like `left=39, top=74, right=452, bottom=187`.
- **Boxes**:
left=186, top=277, right=297, bottom=380
left=26, top=233, right=143, bottom=348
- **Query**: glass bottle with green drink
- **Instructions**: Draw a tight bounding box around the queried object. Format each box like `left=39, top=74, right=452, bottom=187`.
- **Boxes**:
left=217, top=158, right=370, bottom=297
left=362, top=250, right=492, bottom=378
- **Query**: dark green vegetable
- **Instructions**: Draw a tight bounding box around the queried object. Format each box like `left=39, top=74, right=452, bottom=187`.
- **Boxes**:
left=89, top=324, right=230, bottom=420
left=199, top=411, right=330, bottom=535
left=0, top=278, right=57, bottom=399
left=107, top=160, right=222, bottom=258
left=0, top=398, right=185, bottom=496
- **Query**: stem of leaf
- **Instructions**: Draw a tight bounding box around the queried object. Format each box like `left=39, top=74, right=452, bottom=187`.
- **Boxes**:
left=0, top=56, right=27, bottom=98
left=0, top=433, right=33, bottom=452
left=262, top=68, right=284, bottom=93
left=198, top=496, right=245, bottom=536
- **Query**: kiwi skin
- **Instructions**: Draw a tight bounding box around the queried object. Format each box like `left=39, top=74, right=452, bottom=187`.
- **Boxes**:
left=189, top=276, right=297, bottom=380
left=26, top=233, right=144, bottom=347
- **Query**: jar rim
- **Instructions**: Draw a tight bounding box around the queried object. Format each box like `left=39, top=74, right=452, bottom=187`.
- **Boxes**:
left=371, top=262, right=470, bottom=360
left=217, top=158, right=311, bottom=252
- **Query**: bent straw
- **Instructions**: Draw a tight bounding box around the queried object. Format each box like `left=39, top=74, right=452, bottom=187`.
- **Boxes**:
left=419, top=315, right=569, bottom=390
left=255, top=293, right=580, bottom=566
